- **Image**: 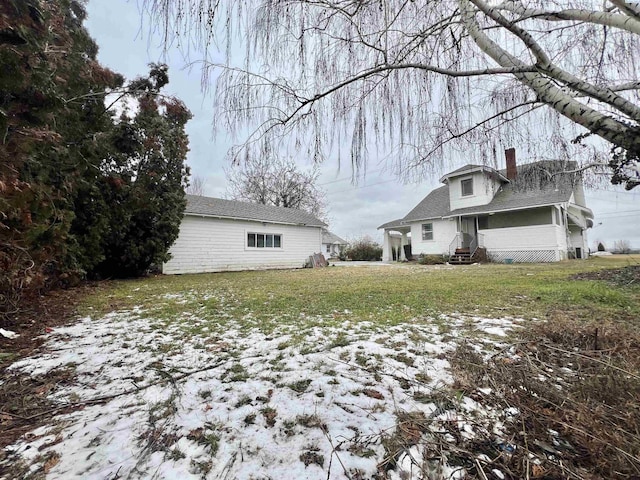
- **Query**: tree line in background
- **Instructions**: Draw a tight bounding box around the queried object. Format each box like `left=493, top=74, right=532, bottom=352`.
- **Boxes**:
left=0, top=0, right=191, bottom=324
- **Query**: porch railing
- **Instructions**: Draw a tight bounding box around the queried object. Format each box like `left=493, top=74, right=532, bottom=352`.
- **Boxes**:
left=449, top=233, right=484, bottom=258
left=470, top=234, right=485, bottom=259
left=448, top=234, right=461, bottom=257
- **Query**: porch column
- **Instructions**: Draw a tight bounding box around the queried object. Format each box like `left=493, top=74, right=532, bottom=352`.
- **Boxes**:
left=400, top=232, right=408, bottom=261
left=383, top=230, right=392, bottom=261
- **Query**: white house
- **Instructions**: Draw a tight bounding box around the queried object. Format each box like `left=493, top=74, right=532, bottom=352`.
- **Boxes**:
left=379, top=149, right=594, bottom=264
left=321, top=230, right=348, bottom=258
left=163, top=195, right=326, bottom=274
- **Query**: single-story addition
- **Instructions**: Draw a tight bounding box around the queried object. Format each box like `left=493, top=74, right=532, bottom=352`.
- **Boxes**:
left=163, top=195, right=326, bottom=274
left=322, top=230, right=348, bottom=258
left=379, top=149, right=594, bottom=264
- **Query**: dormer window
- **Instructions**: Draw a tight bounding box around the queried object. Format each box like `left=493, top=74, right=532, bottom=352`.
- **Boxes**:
left=461, top=178, right=473, bottom=196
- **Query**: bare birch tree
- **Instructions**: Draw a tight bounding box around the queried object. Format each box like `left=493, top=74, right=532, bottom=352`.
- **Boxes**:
left=143, top=0, right=640, bottom=189
left=226, top=156, right=327, bottom=220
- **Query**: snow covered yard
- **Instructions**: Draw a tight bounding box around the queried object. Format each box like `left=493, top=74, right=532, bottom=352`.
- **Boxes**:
left=3, top=261, right=639, bottom=479
left=0, top=292, right=521, bottom=479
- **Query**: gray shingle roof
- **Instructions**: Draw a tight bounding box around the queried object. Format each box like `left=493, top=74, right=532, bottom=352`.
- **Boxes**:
left=402, top=186, right=451, bottom=222
left=379, top=160, right=592, bottom=229
left=446, top=184, right=572, bottom=217
left=185, top=195, right=326, bottom=227
left=322, top=230, right=347, bottom=245
left=377, top=218, right=407, bottom=230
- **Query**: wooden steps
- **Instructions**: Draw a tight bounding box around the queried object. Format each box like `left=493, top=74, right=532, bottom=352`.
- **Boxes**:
left=449, top=252, right=473, bottom=265
left=448, top=247, right=486, bottom=265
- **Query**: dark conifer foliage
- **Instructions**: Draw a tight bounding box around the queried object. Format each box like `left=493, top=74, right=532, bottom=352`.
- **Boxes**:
left=1, top=1, right=191, bottom=323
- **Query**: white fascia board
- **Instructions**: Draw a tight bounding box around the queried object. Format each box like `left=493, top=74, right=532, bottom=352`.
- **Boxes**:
left=568, top=203, right=594, bottom=218
left=442, top=202, right=562, bottom=218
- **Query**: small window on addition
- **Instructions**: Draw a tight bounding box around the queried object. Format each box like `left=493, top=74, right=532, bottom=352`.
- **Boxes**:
left=422, top=223, right=433, bottom=241
left=461, top=178, right=473, bottom=196
left=247, top=233, right=256, bottom=248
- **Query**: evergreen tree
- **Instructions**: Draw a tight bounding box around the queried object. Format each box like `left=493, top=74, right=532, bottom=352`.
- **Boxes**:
left=1, top=0, right=122, bottom=310
left=90, top=86, right=191, bottom=278
left=1, top=1, right=191, bottom=322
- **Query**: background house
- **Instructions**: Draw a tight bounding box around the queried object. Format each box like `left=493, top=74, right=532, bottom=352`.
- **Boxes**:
left=322, top=230, right=348, bottom=258
left=163, top=195, right=326, bottom=274
left=379, top=149, right=594, bottom=263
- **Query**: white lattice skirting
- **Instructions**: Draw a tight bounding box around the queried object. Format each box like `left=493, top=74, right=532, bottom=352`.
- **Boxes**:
left=488, top=250, right=558, bottom=263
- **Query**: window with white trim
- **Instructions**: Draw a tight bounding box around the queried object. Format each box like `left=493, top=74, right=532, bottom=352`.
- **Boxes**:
left=422, top=223, right=433, bottom=241
left=461, top=178, right=473, bottom=196
left=247, top=232, right=282, bottom=248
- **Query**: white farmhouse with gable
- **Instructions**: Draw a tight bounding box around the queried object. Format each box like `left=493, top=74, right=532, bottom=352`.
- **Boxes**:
left=163, top=195, right=326, bottom=274
left=379, top=149, right=594, bottom=264
left=321, top=230, right=348, bottom=258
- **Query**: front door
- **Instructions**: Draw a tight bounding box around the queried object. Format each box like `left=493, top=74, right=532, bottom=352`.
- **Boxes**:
left=460, top=217, right=476, bottom=248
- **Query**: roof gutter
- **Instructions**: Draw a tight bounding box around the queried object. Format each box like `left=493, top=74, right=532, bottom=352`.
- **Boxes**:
left=440, top=201, right=567, bottom=219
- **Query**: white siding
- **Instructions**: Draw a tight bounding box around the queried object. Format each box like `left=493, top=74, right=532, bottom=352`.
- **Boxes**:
left=410, top=218, right=458, bottom=255
left=482, top=224, right=565, bottom=259
left=323, top=243, right=342, bottom=258
left=569, top=227, right=588, bottom=259
left=163, top=215, right=322, bottom=274
left=449, top=172, right=500, bottom=211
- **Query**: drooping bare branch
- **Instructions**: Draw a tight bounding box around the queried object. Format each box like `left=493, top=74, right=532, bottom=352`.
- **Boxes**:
left=143, top=0, right=640, bottom=188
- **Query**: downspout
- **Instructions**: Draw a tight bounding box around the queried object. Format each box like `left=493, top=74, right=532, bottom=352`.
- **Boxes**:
left=563, top=203, right=571, bottom=259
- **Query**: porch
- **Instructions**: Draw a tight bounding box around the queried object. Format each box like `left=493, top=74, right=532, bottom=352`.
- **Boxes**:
left=446, top=210, right=567, bottom=264
left=380, top=220, right=411, bottom=262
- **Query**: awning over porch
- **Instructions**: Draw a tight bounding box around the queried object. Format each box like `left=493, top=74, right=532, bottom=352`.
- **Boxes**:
left=377, top=218, right=409, bottom=231
left=567, top=211, right=593, bottom=229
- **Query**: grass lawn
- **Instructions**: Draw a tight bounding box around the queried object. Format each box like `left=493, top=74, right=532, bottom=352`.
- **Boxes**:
left=81, top=255, right=640, bottom=328
left=1, top=257, right=639, bottom=479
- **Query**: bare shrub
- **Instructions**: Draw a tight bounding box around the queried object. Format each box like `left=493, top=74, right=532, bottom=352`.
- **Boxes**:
left=613, top=239, right=632, bottom=254
left=449, top=317, right=640, bottom=479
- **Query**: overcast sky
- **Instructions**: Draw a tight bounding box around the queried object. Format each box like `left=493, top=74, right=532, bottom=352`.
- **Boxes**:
left=85, top=1, right=640, bottom=249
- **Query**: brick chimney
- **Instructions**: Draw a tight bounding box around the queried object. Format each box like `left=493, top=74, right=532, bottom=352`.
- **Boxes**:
left=505, top=148, right=517, bottom=180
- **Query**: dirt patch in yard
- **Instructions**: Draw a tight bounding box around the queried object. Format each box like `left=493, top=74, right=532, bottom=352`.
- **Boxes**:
left=572, top=265, right=640, bottom=287
left=0, top=283, right=102, bottom=370
left=0, top=283, right=98, bottom=451
left=0, top=368, right=83, bottom=452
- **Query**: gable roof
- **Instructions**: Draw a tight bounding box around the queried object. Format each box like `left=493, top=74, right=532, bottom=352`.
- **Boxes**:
left=185, top=195, right=326, bottom=227
left=379, top=160, right=592, bottom=229
left=439, top=164, right=509, bottom=183
left=322, top=230, right=347, bottom=245
left=378, top=218, right=407, bottom=230
left=401, top=185, right=450, bottom=222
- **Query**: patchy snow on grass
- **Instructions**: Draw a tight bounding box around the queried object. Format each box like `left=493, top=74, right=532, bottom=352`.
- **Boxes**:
left=1, top=309, right=521, bottom=480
